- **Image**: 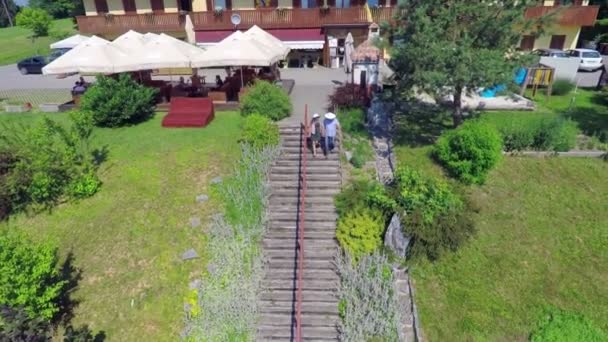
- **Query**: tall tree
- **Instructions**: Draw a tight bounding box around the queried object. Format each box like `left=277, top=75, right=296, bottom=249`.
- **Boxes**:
left=29, top=0, right=83, bottom=19
left=0, top=0, right=18, bottom=28
left=389, top=0, right=550, bottom=127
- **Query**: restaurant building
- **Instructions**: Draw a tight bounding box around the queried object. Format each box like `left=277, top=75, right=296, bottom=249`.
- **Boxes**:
left=77, top=0, right=599, bottom=67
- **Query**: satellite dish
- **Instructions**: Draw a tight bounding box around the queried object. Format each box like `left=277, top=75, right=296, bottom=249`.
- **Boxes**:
left=231, top=13, right=241, bottom=26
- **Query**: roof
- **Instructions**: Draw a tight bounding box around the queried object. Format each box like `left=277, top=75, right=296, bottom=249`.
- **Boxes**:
left=351, top=39, right=380, bottom=63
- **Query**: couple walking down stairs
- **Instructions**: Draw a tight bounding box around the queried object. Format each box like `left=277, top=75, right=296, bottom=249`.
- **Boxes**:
left=257, top=121, right=342, bottom=341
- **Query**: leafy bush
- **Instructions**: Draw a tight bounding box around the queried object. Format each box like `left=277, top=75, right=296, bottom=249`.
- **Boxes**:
left=80, top=74, right=157, bottom=127
left=337, top=108, right=367, bottom=137
left=0, top=115, right=99, bottom=214
left=337, top=252, right=399, bottom=341
left=534, top=118, right=578, bottom=152
left=0, top=305, right=50, bottom=341
left=434, top=121, right=502, bottom=184
left=349, top=140, right=373, bottom=169
left=405, top=205, right=476, bottom=261
left=337, top=208, right=385, bottom=260
left=240, top=114, right=280, bottom=149
left=240, top=81, right=292, bottom=121
left=328, top=83, right=370, bottom=110
left=390, top=167, right=460, bottom=223
left=0, top=231, right=65, bottom=320
left=530, top=308, right=607, bottom=342
left=335, top=178, right=395, bottom=217
left=15, top=8, right=52, bottom=37
left=551, top=79, right=575, bottom=96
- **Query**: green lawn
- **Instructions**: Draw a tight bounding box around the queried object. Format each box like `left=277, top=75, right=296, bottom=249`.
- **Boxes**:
left=0, top=111, right=242, bottom=340
left=394, top=89, right=608, bottom=340
left=0, top=19, right=76, bottom=65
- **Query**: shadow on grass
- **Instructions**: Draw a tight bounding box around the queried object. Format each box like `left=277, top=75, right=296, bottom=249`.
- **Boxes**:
left=392, top=99, right=452, bottom=147
left=92, top=145, right=110, bottom=166
left=563, top=93, right=608, bottom=142
left=53, top=252, right=82, bottom=327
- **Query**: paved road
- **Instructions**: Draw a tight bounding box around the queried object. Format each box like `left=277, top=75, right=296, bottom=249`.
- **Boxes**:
left=0, top=64, right=94, bottom=91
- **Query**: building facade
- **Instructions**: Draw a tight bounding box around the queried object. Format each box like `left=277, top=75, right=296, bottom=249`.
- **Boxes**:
left=77, top=0, right=599, bottom=67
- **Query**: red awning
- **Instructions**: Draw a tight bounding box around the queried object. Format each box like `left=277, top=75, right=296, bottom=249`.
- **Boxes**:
left=196, top=28, right=324, bottom=45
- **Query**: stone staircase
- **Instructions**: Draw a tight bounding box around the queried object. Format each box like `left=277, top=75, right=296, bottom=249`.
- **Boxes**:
left=257, top=123, right=342, bottom=341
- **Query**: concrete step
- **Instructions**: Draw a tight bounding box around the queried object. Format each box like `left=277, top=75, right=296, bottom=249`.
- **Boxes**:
left=268, top=204, right=337, bottom=213
left=269, top=197, right=335, bottom=206
left=257, top=325, right=339, bottom=341
left=265, top=230, right=336, bottom=240
left=270, top=166, right=339, bottom=175
left=264, top=248, right=336, bottom=260
left=264, top=268, right=339, bottom=281
left=263, top=238, right=337, bottom=249
left=274, top=160, right=340, bottom=168
left=265, top=259, right=335, bottom=270
left=271, top=188, right=340, bottom=197
left=279, top=152, right=340, bottom=161
left=258, top=313, right=338, bottom=328
left=270, top=173, right=341, bottom=182
left=260, top=289, right=338, bottom=303
left=259, top=301, right=339, bottom=315
left=269, top=212, right=337, bottom=221
left=270, top=181, right=341, bottom=190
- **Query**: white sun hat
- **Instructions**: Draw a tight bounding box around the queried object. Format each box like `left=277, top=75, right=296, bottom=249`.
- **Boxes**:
left=313, top=113, right=320, bottom=118
left=324, top=112, right=336, bottom=120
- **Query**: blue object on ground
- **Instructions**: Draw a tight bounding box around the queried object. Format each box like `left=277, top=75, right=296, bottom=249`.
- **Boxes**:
left=480, top=84, right=506, bottom=98
left=514, top=68, right=527, bottom=85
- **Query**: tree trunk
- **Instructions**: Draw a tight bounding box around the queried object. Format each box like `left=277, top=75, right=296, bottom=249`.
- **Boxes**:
left=452, top=85, right=464, bottom=127
left=1, top=0, right=13, bottom=27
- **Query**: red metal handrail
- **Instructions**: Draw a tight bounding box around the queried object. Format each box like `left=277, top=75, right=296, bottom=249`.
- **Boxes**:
left=295, top=105, right=308, bottom=342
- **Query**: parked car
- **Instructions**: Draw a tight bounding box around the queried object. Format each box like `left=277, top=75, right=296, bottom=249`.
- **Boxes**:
left=49, top=48, right=69, bottom=62
left=16, top=56, right=48, bottom=75
left=532, top=48, right=569, bottom=58
left=566, top=49, right=604, bottom=71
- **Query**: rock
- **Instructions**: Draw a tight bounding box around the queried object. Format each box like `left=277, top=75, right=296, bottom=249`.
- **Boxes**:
left=196, top=194, right=209, bottom=203
left=189, top=279, right=202, bottom=290
left=345, top=151, right=353, bottom=162
left=384, top=214, right=410, bottom=258
left=210, top=176, right=223, bottom=184
left=190, top=217, right=201, bottom=228
left=181, top=249, right=199, bottom=261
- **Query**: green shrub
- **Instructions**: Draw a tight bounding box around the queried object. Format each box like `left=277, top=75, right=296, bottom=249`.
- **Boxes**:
left=405, top=205, right=475, bottom=261
left=240, top=81, right=292, bottom=121
left=497, top=117, right=538, bottom=152
left=349, top=140, right=374, bottom=169
left=0, top=231, right=66, bottom=320
left=337, top=208, right=385, bottom=260
left=328, top=83, right=370, bottom=110
left=335, top=178, right=395, bottom=217
left=240, top=114, right=280, bottom=149
left=434, top=121, right=502, bottom=184
left=391, top=167, right=460, bottom=223
left=15, top=8, right=52, bottom=37
left=530, top=308, right=607, bottom=342
left=0, top=115, right=99, bottom=215
left=551, top=79, right=575, bottom=96
left=337, top=108, right=367, bottom=137
left=534, top=118, right=578, bottom=152
left=80, top=74, right=157, bottom=127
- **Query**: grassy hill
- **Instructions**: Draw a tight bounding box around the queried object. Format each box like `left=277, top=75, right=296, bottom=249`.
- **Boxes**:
left=0, top=18, right=77, bottom=66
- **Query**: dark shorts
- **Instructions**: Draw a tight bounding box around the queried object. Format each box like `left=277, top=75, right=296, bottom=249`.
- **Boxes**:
left=311, top=132, right=321, bottom=142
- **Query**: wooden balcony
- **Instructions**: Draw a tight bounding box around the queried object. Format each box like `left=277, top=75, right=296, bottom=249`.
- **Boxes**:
left=191, top=7, right=372, bottom=31
left=76, top=12, right=186, bottom=35
left=370, top=6, right=398, bottom=24
left=525, top=5, right=599, bottom=26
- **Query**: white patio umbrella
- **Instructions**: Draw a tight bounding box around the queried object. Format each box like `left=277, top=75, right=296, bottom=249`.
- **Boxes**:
left=156, top=33, right=205, bottom=59
left=192, top=34, right=281, bottom=68
left=245, top=25, right=290, bottom=59
left=43, top=36, right=131, bottom=75
left=50, top=34, right=90, bottom=49
left=344, top=32, right=354, bottom=73
left=111, top=30, right=146, bottom=53
left=143, top=32, right=160, bottom=42
left=122, top=36, right=193, bottom=71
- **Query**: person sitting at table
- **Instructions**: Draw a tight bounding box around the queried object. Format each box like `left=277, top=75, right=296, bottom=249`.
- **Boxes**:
left=79, top=76, right=88, bottom=88
left=215, top=75, right=224, bottom=88
left=72, top=81, right=86, bottom=95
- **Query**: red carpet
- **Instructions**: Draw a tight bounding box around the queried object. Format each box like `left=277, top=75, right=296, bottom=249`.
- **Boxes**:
left=162, top=97, right=215, bottom=128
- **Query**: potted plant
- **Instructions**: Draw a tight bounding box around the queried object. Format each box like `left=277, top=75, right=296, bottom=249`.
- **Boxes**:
left=319, top=5, right=330, bottom=14
left=214, top=6, right=224, bottom=17
left=275, top=7, right=288, bottom=16
left=104, top=12, right=114, bottom=21
left=3, top=100, right=26, bottom=113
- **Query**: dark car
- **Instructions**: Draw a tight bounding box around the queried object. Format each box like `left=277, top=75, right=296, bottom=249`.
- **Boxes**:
left=17, top=56, right=48, bottom=75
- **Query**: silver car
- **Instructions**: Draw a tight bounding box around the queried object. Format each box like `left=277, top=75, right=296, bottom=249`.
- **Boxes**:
left=532, top=48, right=569, bottom=58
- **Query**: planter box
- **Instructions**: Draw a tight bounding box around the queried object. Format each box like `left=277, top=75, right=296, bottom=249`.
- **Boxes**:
left=39, top=103, right=74, bottom=113
left=3, top=105, right=26, bottom=112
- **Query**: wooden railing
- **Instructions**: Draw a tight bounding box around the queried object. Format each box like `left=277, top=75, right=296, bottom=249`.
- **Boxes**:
left=369, top=7, right=398, bottom=25
left=76, top=12, right=186, bottom=35
left=524, top=5, right=599, bottom=26
left=191, top=7, right=370, bottom=30
left=295, top=105, right=308, bottom=342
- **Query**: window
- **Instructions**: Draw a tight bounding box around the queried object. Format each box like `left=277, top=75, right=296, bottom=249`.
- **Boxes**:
left=367, top=0, right=378, bottom=7
left=520, top=35, right=535, bottom=51
left=150, top=0, right=165, bottom=13
left=214, top=0, right=226, bottom=9
left=178, top=0, right=193, bottom=11
left=122, top=0, right=137, bottom=13
left=94, top=0, right=109, bottom=13
left=335, top=0, right=350, bottom=7
left=549, top=35, right=566, bottom=50
left=582, top=51, right=601, bottom=58
left=553, top=0, right=584, bottom=6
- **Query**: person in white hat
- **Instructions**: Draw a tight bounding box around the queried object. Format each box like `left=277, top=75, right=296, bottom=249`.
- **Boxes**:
left=323, top=112, right=340, bottom=155
left=310, top=113, right=324, bottom=158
